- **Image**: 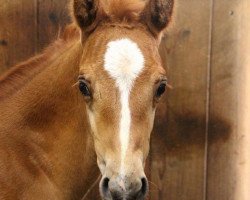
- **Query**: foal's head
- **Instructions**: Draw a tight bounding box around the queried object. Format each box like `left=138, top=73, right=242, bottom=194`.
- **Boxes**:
left=73, top=0, right=174, bottom=199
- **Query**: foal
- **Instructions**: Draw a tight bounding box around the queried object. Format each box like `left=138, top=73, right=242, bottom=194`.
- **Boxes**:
left=0, top=0, right=174, bottom=199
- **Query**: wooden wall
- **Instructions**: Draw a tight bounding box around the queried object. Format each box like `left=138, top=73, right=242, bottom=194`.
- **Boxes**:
left=0, top=0, right=249, bottom=200
left=0, top=0, right=70, bottom=74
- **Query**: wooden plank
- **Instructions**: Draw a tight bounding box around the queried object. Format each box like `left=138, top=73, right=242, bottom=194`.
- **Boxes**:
left=150, top=0, right=213, bottom=199
left=37, top=0, right=70, bottom=51
left=0, top=0, right=37, bottom=74
left=207, top=0, right=250, bottom=199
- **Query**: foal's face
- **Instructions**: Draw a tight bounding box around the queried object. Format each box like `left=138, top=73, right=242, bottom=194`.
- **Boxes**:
left=79, top=26, right=166, bottom=199
left=73, top=0, right=174, bottom=199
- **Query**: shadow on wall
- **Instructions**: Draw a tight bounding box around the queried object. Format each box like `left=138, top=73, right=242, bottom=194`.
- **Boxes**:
left=152, top=91, right=232, bottom=156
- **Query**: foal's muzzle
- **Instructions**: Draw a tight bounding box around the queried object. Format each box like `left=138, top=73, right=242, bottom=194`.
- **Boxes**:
left=100, top=175, right=148, bottom=200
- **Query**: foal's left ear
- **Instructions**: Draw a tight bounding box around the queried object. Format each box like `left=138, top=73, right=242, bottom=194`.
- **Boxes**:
left=141, top=0, right=174, bottom=38
left=73, top=0, right=103, bottom=35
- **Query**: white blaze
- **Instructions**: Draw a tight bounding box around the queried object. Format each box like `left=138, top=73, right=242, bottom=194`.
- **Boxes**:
left=104, top=38, right=144, bottom=174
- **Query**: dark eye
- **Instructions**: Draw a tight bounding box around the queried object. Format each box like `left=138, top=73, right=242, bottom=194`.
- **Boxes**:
left=79, top=81, right=91, bottom=97
left=156, top=83, right=166, bottom=97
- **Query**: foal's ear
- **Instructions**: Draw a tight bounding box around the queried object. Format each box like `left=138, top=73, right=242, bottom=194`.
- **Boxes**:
left=141, top=0, right=174, bottom=37
left=73, top=0, right=103, bottom=34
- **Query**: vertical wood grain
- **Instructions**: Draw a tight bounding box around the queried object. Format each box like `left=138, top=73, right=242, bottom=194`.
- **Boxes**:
left=37, top=0, right=70, bottom=51
left=0, top=0, right=37, bottom=74
left=150, top=0, right=212, bottom=199
left=207, top=0, right=250, bottom=199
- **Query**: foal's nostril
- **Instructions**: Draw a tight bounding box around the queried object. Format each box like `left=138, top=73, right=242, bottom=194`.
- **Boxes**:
left=101, top=177, right=110, bottom=194
left=100, top=176, right=148, bottom=199
left=141, top=177, right=148, bottom=196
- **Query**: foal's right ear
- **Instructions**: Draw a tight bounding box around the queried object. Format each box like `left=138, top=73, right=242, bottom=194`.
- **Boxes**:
left=73, top=0, right=103, bottom=34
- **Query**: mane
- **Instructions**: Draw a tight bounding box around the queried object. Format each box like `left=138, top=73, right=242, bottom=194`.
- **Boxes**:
left=0, top=24, right=80, bottom=100
left=101, top=0, right=145, bottom=22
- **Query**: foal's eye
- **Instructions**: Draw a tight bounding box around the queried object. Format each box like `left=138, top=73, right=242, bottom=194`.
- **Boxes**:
left=156, top=82, right=166, bottom=98
left=79, top=81, right=91, bottom=97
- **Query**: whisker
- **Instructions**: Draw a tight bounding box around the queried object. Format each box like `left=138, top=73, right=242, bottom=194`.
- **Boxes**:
left=148, top=180, right=160, bottom=190
left=166, top=83, right=173, bottom=89
left=72, top=81, right=79, bottom=88
left=81, top=174, right=102, bottom=200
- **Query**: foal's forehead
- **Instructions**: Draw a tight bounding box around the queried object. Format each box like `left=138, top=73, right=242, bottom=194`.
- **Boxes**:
left=104, top=38, right=145, bottom=86
left=81, top=27, right=165, bottom=81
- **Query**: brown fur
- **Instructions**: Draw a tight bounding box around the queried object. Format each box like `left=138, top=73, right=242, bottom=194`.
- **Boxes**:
left=0, top=26, right=80, bottom=101
left=0, top=0, right=174, bottom=199
left=0, top=27, right=99, bottom=199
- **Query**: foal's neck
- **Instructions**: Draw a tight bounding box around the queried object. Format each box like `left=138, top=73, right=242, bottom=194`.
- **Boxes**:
left=2, top=39, right=99, bottom=199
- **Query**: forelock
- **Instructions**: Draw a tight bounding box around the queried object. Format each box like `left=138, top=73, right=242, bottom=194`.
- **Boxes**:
left=101, top=0, right=146, bottom=22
